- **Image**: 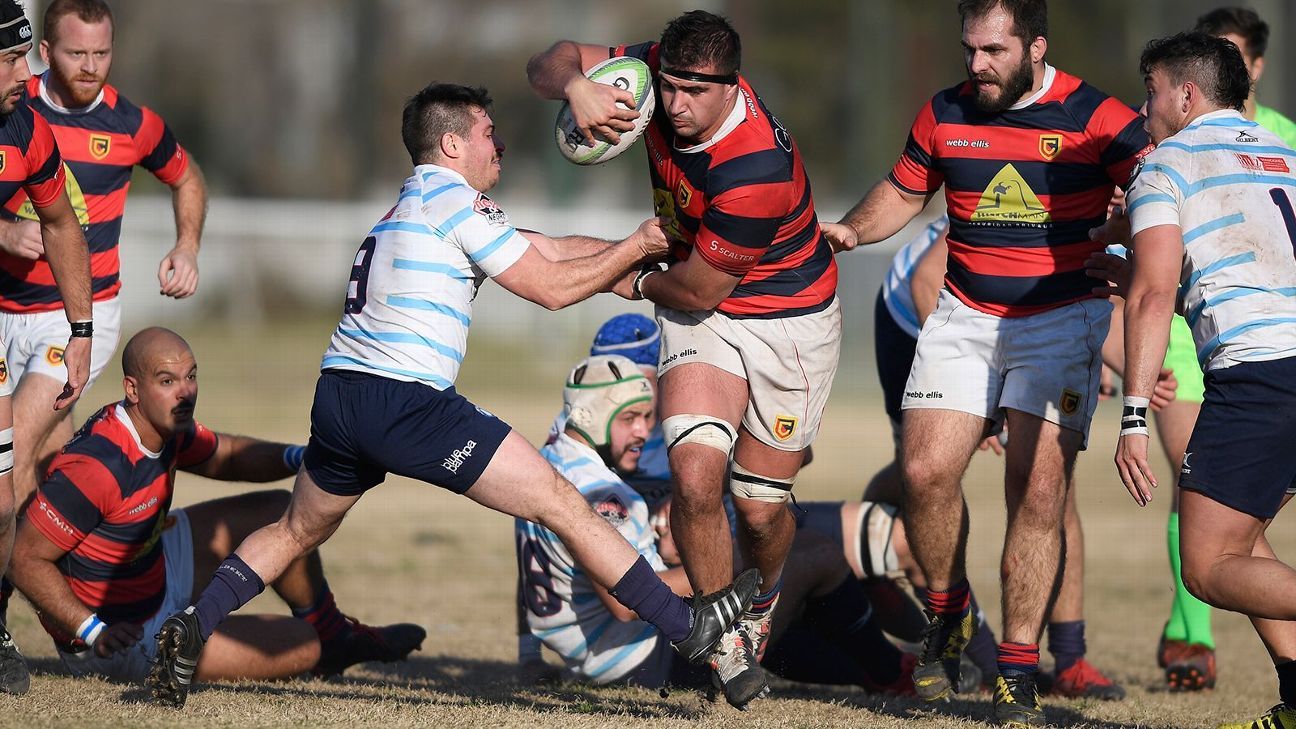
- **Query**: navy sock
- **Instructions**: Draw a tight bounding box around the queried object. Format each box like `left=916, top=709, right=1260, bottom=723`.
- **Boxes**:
left=192, top=555, right=266, bottom=641
left=1048, top=620, right=1086, bottom=673
left=1278, top=659, right=1296, bottom=707
left=0, top=578, right=11, bottom=625
left=804, top=576, right=903, bottom=686
left=748, top=578, right=782, bottom=617
left=610, top=556, right=692, bottom=642
left=965, top=594, right=999, bottom=680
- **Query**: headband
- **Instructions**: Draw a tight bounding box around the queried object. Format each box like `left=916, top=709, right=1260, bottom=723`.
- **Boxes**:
left=660, top=66, right=738, bottom=85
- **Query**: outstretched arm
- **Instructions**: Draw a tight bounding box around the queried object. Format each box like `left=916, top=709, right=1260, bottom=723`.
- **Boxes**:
left=183, top=433, right=299, bottom=482
left=826, top=179, right=934, bottom=252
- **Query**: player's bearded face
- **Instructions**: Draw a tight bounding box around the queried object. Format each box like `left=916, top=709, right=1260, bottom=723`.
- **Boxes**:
left=44, top=17, right=113, bottom=108
left=133, top=352, right=199, bottom=436
left=969, top=44, right=1033, bottom=114
left=608, top=404, right=653, bottom=475
left=1143, top=68, right=1185, bottom=145
left=0, top=46, right=32, bottom=116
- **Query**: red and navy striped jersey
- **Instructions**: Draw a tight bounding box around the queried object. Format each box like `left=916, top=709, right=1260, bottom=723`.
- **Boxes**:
left=0, top=102, right=67, bottom=312
left=27, top=404, right=217, bottom=643
left=890, top=67, right=1149, bottom=317
left=615, top=42, right=836, bottom=319
left=0, top=75, right=189, bottom=313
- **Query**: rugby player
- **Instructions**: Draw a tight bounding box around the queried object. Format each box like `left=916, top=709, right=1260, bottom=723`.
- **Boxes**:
left=528, top=10, right=840, bottom=708
left=825, top=1, right=1150, bottom=722
left=0, top=0, right=94, bottom=696
left=146, top=82, right=757, bottom=709
left=9, top=328, right=424, bottom=685
left=1096, top=31, right=1296, bottom=729
left=518, top=354, right=926, bottom=695
left=0, top=0, right=207, bottom=553
left=1128, top=6, right=1296, bottom=692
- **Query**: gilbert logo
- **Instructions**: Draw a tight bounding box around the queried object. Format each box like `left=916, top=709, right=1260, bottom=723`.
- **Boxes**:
left=443, top=439, right=478, bottom=474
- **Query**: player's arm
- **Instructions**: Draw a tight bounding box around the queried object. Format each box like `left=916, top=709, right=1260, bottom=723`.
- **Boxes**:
left=33, top=190, right=92, bottom=410
left=638, top=253, right=740, bottom=311
left=826, top=180, right=935, bottom=253
left=181, top=432, right=299, bottom=483
left=157, top=159, right=207, bottom=299
left=519, top=230, right=610, bottom=261
left=493, top=218, right=668, bottom=310
left=527, top=40, right=639, bottom=145
left=910, top=224, right=949, bottom=325
left=1115, top=223, right=1182, bottom=506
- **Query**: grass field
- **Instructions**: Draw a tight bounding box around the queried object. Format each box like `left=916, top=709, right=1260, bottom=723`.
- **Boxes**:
left=0, top=321, right=1291, bottom=728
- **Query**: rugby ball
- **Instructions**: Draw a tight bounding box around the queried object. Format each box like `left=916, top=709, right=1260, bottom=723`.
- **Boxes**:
left=554, top=56, right=656, bottom=165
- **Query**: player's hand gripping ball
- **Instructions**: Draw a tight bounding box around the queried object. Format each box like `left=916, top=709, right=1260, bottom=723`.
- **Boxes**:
left=555, top=57, right=656, bottom=165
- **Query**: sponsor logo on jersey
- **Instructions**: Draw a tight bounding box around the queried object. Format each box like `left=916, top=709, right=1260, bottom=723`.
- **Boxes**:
left=127, top=495, right=159, bottom=516
left=594, top=494, right=629, bottom=526
left=472, top=194, right=509, bottom=225
left=1236, top=153, right=1291, bottom=173
left=1060, top=388, right=1081, bottom=416
left=443, top=439, right=478, bottom=474
left=971, top=164, right=1050, bottom=224
left=945, top=138, right=990, bottom=149
left=652, top=188, right=684, bottom=240
left=1236, top=130, right=1259, bottom=143
left=89, top=134, right=111, bottom=160
left=1181, top=451, right=1193, bottom=476
left=46, top=345, right=64, bottom=366
left=773, top=414, right=798, bottom=441
left=38, top=500, right=74, bottom=535
left=1038, top=134, right=1062, bottom=161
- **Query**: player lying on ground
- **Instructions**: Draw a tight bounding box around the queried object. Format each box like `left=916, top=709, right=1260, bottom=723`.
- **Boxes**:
left=518, top=354, right=940, bottom=695
left=9, top=328, right=424, bottom=685
left=145, top=82, right=756, bottom=709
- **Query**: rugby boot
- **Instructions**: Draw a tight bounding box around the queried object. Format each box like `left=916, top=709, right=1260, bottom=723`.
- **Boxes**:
left=708, top=624, right=768, bottom=709
left=672, top=568, right=760, bottom=664
left=147, top=607, right=205, bottom=708
left=314, top=618, right=427, bottom=677
left=0, top=623, right=30, bottom=695
left=1158, top=632, right=1191, bottom=669
left=912, top=607, right=978, bottom=701
left=993, top=673, right=1045, bottom=727
left=1041, top=658, right=1126, bottom=700
left=1217, top=703, right=1296, bottom=729
left=1167, top=643, right=1217, bottom=692
left=862, top=651, right=918, bottom=696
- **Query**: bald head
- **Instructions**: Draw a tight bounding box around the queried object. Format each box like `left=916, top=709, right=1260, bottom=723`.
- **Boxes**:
left=121, top=327, right=192, bottom=379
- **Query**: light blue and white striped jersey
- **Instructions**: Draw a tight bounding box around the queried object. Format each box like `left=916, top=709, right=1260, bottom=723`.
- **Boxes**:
left=516, top=434, right=666, bottom=683
left=1127, top=110, right=1296, bottom=370
left=882, top=216, right=947, bottom=338
left=322, top=164, right=530, bottom=387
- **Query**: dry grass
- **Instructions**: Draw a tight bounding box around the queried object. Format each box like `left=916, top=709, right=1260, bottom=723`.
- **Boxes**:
left=0, top=323, right=1290, bottom=728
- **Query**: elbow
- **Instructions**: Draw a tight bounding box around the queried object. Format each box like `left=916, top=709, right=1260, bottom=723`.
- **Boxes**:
left=538, top=292, right=567, bottom=312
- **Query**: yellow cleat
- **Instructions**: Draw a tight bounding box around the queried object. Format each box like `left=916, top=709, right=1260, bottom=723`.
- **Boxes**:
left=1217, top=704, right=1296, bottom=729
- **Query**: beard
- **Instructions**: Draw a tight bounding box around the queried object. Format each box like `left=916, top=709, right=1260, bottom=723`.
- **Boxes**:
left=0, top=83, right=22, bottom=116
left=971, top=52, right=1034, bottom=114
left=49, top=63, right=104, bottom=108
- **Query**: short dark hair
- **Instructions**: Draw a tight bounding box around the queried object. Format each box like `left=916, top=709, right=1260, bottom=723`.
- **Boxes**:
left=400, top=83, right=491, bottom=165
left=958, top=0, right=1048, bottom=44
left=659, top=10, right=740, bottom=76
left=1140, top=32, right=1251, bottom=111
left=1195, top=6, right=1268, bottom=58
left=44, top=0, right=114, bottom=43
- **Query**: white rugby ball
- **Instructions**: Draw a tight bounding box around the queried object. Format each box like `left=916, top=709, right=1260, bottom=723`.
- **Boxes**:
left=554, top=56, right=656, bottom=165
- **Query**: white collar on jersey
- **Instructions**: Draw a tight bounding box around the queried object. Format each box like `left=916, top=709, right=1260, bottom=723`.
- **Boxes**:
left=114, top=402, right=162, bottom=459
left=1184, top=108, right=1251, bottom=131
left=38, top=74, right=104, bottom=115
left=674, top=87, right=749, bottom=155
left=1008, top=63, right=1056, bottom=111
left=413, top=163, right=470, bottom=187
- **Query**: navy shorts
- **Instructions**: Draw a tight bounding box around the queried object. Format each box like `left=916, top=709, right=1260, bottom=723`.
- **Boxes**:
left=873, top=290, right=919, bottom=433
left=1179, top=357, right=1296, bottom=520
left=304, top=370, right=511, bottom=496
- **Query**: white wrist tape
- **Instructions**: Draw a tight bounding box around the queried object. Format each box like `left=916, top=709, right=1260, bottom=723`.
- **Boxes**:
left=1120, top=396, right=1150, bottom=437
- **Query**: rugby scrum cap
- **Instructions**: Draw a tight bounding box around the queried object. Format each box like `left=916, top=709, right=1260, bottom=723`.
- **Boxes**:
left=564, top=354, right=653, bottom=452
left=0, top=3, right=31, bottom=56
left=589, top=313, right=660, bottom=368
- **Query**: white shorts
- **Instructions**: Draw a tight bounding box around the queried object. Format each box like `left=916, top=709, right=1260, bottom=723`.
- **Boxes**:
left=57, top=509, right=193, bottom=684
left=657, top=299, right=841, bottom=451
left=901, top=291, right=1110, bottom=448
left=0, top=296, right=122, bottom=397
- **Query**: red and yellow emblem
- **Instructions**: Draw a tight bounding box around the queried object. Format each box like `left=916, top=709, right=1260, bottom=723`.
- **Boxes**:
left=0, top=149, right=7, bottom=174
left=0, top=358, right=8, bottom=384
left=89, top=134, right=111, bottom=160
left=772, top=414, right=799, bottom=442
left=676, top=178, right=693, bottom=209
left=1039, top=134, right=1062, bottom=161
left=45, top=346, right=64, bottom=366
left=1060, top=388, right=1081, bottom=416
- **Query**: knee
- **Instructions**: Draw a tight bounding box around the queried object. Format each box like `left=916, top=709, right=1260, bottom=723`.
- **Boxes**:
left=1178, top=553, right=1215, bottom=605
left=1013, top=482, right=1066, bottom=526
left=734, top=499, right=788, bottom=538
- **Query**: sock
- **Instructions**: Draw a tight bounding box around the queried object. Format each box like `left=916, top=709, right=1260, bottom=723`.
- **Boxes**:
left=1278, top=659, right=1296, bottom=707
left=518, top=633, right=544, bottom=663
left=290, top=581, right=352, bottom=645
left=0, top=578, right=11, bottom=625
left=192, top=555, right=266, bottom=641
left=609, top=556, right=692, bottom=642
left=965, top=593, right=1000, bottom=680
left=926, top=578, right=971, bottom=617
left=747, top=578, right=782, bottom=617
left=1168, top=512, right=1215, bottom=649
left=1048, top=620, right=1086, bottom=673
left=1163, top=512, right=1188, bottom=642
left=998, top=641, right=1040, bottom=677
left=804, top=577, right=904, bottom=686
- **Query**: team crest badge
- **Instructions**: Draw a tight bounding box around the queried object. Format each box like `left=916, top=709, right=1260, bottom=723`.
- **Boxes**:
left=676, top=178, right=693, bottom=208
left=89, top=134, right=111, bottom=160
left=1060, top=388, right=1081, bottom=416
left=1038, top=134, right=1062, bottom=161
left=594, top=495, right=629, bottom=526
left=472, top=193, right=508, bottom=225
left=0, top=358, right=7, bottom=383
left=46, top=346, right=64, bottom=366
left=773, top=414, right=799, bottom=442
left=0, top=150, right=6, bottom=173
